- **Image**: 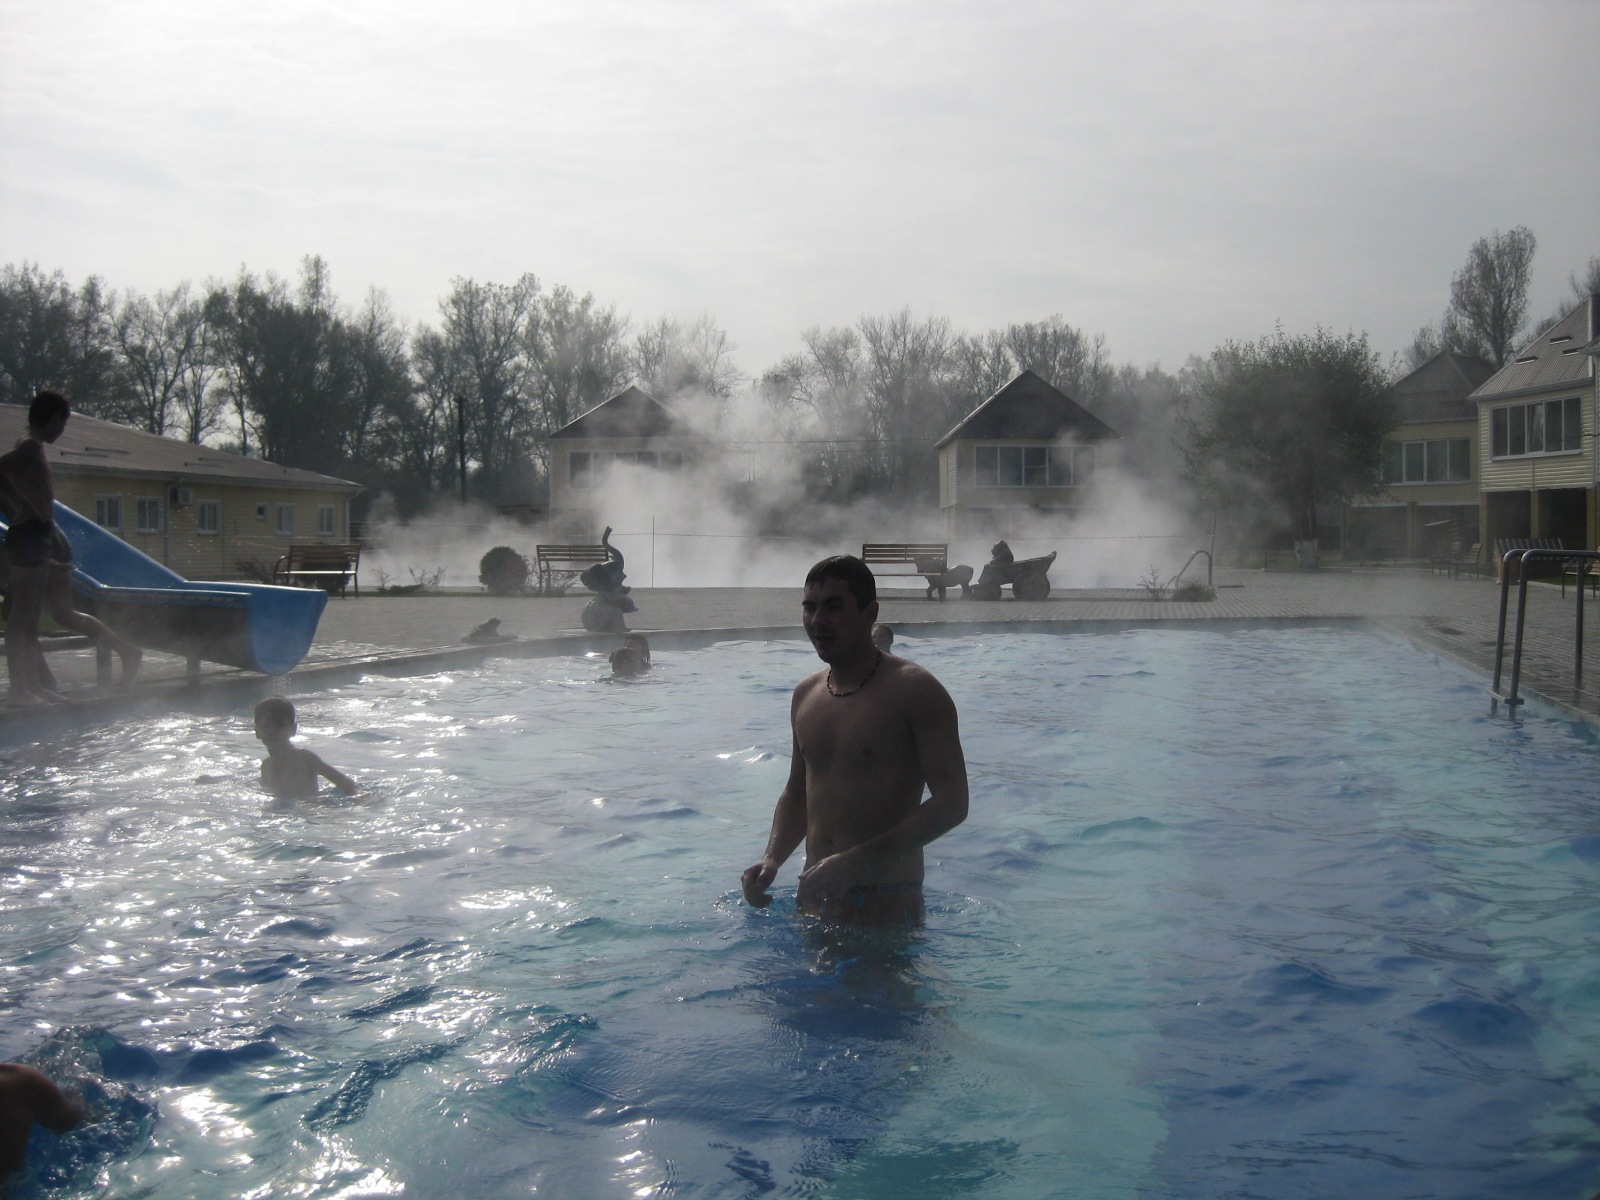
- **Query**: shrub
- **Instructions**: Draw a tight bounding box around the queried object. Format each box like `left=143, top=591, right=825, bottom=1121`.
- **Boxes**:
left=479, top=546, right=530, bottom=595
left=1172, top=581, right=1216, bottom=602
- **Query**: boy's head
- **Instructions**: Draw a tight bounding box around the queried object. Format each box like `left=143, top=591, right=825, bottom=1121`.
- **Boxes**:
left=254, top=696, right=297, bottom=743
left=871, top=623, right=894, bottom=652
left=622, top=632, right=651, bottom=661
left=28, top=390, right=70, bottom=439
left=610, top=645, right=649, bottom=678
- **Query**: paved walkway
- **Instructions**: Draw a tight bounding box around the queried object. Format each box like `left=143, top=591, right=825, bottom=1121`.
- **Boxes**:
left=7, top=567, right=1600, bottom=730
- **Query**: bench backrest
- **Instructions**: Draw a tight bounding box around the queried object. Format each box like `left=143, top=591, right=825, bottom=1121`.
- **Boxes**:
left=536, top=544, right=608, bottom=566
left=861, top=543, right=947, bottom=564
left=287, top=544, right=359, bottom=568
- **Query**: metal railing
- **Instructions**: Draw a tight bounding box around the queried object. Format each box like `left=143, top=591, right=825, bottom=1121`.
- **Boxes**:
left=1490, top=548, right=1600, bottom=713
left=1166, top=549, right=1213, bottom=591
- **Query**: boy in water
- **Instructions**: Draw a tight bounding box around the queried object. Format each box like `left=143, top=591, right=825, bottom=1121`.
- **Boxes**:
left=0, top=390, right=142, bottom=706
left=254, top=696, right=359, bottom=802
left=871, top=623, right=894, bottom=653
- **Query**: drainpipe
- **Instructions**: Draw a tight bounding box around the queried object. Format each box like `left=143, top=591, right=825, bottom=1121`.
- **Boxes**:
left=165, top=476, right=183, bottom=568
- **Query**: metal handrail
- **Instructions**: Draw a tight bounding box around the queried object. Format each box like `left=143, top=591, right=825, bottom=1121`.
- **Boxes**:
left=1490, top=548, right=1600, bottom=713
left=1166, top=549, right=1214, bottom=591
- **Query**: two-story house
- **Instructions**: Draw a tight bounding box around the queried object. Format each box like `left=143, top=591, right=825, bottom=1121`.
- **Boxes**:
left=1473, top=292, right=1600, bottom=554
left=546, top=386, right=704, bottom=532
left=934, top=369, right=1120, bottom=541
left=1345, top=351, right=1493, bottom=560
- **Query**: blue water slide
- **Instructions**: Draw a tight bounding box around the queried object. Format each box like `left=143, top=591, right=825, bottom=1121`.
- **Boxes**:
left=2, top=503, right=327, bottom=676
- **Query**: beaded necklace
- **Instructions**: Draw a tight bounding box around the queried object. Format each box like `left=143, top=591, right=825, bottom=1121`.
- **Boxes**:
left=826, top=649, right=883, bottom=698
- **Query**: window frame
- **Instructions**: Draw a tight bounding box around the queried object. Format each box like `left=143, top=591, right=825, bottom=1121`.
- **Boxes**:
left=275, top=503, right=295, bottom=537
left=317, top=504, right=336, bottom=537
left=1490, top=397, right=1583, bottom=460
left=975, top=443, right=1094, bottom=488
left=135, top=496, right=164, bottom=534
left=94, top=495, right=123, bottom=532
left=196, top=500, right=221, bottom=536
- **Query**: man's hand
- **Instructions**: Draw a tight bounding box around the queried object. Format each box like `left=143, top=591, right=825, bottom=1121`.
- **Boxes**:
left=795, top=851, right=860, bottom=910
left=741, top=860, right=778, bottom=908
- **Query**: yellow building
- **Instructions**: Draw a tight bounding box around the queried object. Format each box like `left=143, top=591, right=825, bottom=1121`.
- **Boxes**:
left=1474, top=293, right=1600, bottom=553
left=1346, top=351, right=1493, bottom=561
left=935, top=370, right=1120, bottom=541
left=0, top=403, right=362, bottom=581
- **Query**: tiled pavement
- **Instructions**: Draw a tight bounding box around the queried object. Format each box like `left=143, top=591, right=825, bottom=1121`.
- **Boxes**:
left=8, top=566, right=1600, bottom=730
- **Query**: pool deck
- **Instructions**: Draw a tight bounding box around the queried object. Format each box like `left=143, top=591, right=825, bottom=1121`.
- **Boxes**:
left=8, top=566, right=1600, bottom=729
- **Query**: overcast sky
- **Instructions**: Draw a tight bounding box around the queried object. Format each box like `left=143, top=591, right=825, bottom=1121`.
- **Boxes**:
left=4, top=0, right=1597, bottom=380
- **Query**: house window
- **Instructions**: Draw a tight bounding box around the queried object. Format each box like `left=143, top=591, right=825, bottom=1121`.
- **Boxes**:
left=197, top=501, right=221, bottom=535
left=317, top=505, right=336, bottom=536
left=976, top=445, right=1094, bottom=487
left=1491, top=397, right=1582, bottom=459
left=136, top=497, right=163, bottom=533
left=95, top=496, right=122, bottom=531
left=275, top=504, right=295, bottom=536
left=570, top=451, right=592, bottom=488
left=1383, top=438, right=1471, bottom=484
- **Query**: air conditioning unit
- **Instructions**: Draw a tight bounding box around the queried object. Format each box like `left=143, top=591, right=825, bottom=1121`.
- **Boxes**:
left=169, top=486, right=194, bottom=507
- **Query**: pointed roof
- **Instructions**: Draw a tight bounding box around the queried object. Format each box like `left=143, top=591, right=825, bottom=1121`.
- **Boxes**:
left=1390, top=351, right=1495, bottom=424
left=0, top=403, right=361, bottom=491
left=935, top=369, right=1120, bottom=448
left=550, top=385, right=693, bottom=440
left=1472, top=293, right=1599, bottom=402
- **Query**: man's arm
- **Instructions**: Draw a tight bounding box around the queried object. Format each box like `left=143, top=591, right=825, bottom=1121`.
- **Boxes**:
left=741, top=726, right=808, bottom=908
left=797, top=674, right=968, bottom=898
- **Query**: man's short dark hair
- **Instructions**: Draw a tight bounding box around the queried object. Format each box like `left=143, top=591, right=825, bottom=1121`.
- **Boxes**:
left=805, top=555, right=876, bottom=609
left=29, top=390, right=70, bottom=429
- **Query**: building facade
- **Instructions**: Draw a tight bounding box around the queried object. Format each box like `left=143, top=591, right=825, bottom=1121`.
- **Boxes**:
left=546, top=386, right=704, bottom=533
left=0, top=404, right=362, bottom=581
left=1345, top=351, right=1494, bottom=560
left=935, top=370, right=1120, bottom=541
left=1472, top=293, right=1600, bottom=554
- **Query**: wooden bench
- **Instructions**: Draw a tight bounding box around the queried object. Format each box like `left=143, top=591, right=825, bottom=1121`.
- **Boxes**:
left=535, top=544, right=609, bottom=595
left=273, top=543, right=361, bottom=597
left=861, top=542, right=950, bottom=600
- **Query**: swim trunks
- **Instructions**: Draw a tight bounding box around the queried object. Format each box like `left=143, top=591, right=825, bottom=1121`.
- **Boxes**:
left=4, top=519, right=71, bottom=570
left=803, top=880, right=925, bottom=927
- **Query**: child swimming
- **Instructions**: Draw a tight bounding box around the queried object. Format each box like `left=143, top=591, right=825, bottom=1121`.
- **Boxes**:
left=254, top=696, right=359, bottom=802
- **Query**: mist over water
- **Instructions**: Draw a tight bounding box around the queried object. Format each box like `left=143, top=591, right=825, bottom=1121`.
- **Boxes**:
left=363, top=429, right=1209, bottom=592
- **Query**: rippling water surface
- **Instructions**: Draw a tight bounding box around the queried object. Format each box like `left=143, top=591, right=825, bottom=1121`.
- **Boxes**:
left=2, top=628, right=1598, bottom=1198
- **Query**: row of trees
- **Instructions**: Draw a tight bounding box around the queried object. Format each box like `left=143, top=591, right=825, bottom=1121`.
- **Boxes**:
left=2, top=229, right=1592, bottom=547
left=0, top=256, right=1183, bottom=517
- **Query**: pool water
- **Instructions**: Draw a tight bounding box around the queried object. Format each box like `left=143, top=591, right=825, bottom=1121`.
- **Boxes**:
left=2, top=627, right=1598, bottom=1199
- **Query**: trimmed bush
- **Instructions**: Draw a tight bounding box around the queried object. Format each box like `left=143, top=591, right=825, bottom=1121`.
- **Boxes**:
left=479, top=546, right=530, bottom=596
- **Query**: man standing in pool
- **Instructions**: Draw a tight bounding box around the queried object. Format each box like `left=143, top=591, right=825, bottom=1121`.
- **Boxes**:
left=741, top=555, right=968, bottom=926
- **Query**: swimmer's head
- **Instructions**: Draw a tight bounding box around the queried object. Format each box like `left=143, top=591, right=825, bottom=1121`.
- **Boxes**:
left=254, top=696, right=297, bottom=742
left=610, top=646, right=649, bottom=678
left=804, top=555, right=876, bottom=611
left=871, top=623, right=894, bottom=652
left=622, top=632, right=651, bottom=662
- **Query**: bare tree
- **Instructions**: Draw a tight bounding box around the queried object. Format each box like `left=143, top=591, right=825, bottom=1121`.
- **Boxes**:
left=111, top=282, right=213, bottom=437
left=633, top=313, right=741, bottom=406
left=1005, top=315, right=1111, bottom=405
left=1445, top=226, right=1537, bottom=368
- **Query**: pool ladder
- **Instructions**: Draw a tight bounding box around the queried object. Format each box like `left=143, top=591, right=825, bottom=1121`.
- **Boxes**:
left=1165, top=549, right=1213, bottom=591
left=1490, top=548, right=1600, bottom=713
